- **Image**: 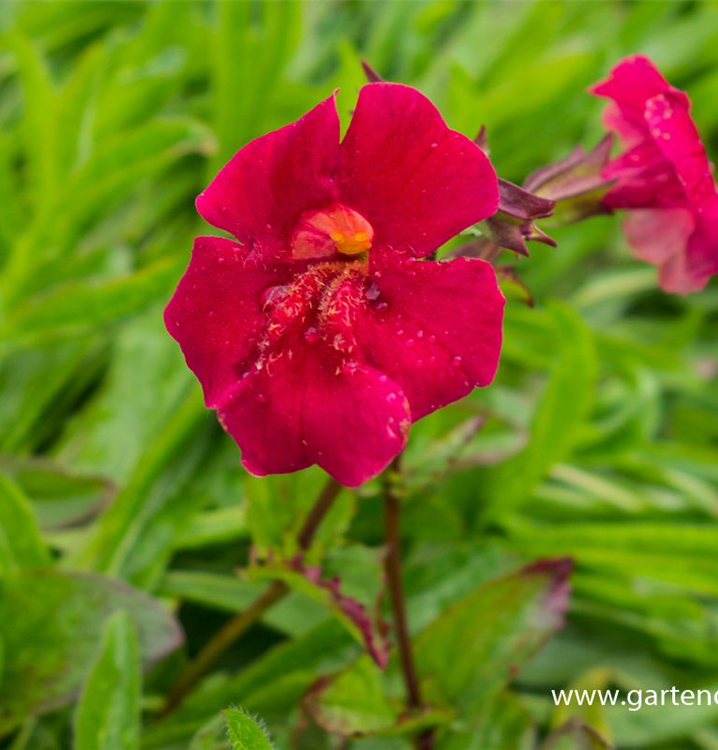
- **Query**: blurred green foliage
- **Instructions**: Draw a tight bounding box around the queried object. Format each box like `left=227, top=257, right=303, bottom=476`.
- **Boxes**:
left=0, top=1, right=717, bottom=749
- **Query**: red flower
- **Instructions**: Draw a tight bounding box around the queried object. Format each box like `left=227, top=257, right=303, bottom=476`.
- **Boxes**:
left=591, top=55, right=718, bottom=293
left=165, top=83, right=504, bottom=486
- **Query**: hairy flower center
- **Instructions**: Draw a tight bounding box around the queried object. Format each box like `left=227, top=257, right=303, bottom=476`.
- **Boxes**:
left=258, top=261, right=372, bottom=372
left=291, top=204, right=374, bottom=260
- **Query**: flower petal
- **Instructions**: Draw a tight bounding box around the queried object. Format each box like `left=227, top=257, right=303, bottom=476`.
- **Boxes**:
left=196, top=96, right=341, bottom=258
left=623, top=208, right=694, bottom=265
left=338, top=83, right=498, bottom=259
left=219, top=346, right=410, bottom=487
left=658, top=250, right=710, bottom=295
left=644, top=94, right=716, bottom=206
left=164, top=236, right=291, bottom=408
left=686, top=210, right=718, bottom=281
left=603, top=141, right=686, bottom=210
left=622, top=208, right=713, bottom=294
left=591, top=55, right=687, bottom=124
left=355, top=258, right=505, bottom=420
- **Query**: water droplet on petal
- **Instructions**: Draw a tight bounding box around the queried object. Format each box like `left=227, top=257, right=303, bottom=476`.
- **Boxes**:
left=304, top=327, right=320, bottom=344
left=364, top=281, right=381, bottom=301
left=452, top=356, right=463, bottom=368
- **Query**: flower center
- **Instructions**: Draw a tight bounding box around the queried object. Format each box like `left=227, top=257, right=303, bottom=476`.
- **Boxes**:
left=291, top=204, right=374, bottom=260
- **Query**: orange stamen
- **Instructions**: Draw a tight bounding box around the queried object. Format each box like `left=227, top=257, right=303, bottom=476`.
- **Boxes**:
left=292, top=204, right=374, bottom=259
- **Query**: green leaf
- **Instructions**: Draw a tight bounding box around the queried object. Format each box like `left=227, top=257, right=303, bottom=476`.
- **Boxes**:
left=73, top=386, right=210, bottom=585
left=211, top=1, right=301, bottom=170
left=244, top=471, right=353, bottom=562
left=144, top=621, right=356, bottom=750
left=416, top=559, right=572, bottom=713
left=8, top=33, right=59, bottom=201
left=1, top=259, right=183, bottom=347
left=0, top=339, right=100, bottom=454
left=73, top=610, right=141, bottom=750
left=159, top=571, right=327, bottom=637
left=55, top=117, right=212, bottom=247
left=0, top=129, right=24, bottom=253
left=0, top=473, right=50, bottom=572
left=508, top=522, right=718, bottom=595
left=223, top=708, right=274, bottom=750
left=0, top=569, right=181, bottom=734
left=305, top=656, right=453, bottom=739
left=485, top=302, right=597, bottom=517
left=0, top=454, right=113, bottom=531
left=250, top=558, right=389, bottom=668
left=175, top=506, right=248, bottom=550
left=403, top=415, right=488, bottom=492
left=305, top=657, right=398, bottom=736
left=53, top=42, right=106, bottom=177
left=436, top=692, right=535, bottom=750
left=55, top=309, right=195, bottom=482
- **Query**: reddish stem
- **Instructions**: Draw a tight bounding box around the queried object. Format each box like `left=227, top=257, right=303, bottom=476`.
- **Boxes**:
left=383, top=456, right=434, bottom=749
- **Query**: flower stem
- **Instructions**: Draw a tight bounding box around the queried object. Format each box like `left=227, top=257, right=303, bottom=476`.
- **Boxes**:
left=384, top=456, right=433, bottom=750
left=162, top=476, right=344, bottom=715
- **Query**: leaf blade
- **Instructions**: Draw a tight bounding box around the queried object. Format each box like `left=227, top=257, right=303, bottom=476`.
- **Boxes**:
left=73, top=610, right=141, bottom=750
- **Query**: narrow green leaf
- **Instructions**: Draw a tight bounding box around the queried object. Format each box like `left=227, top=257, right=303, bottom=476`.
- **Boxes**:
left=73, top=611, right=141, bottom=750
left=175, top=506, right=248, bottom=550
left=74, top=387, right=207, bottom=584
left=0, top=129, right=24, bottom=253
left=0, top=339, right=100, bottom=454
left=54, top=42, right=106, bottom=176
left=0, top=453, right=113, bottom=531
left=1, top=259, right=182, bottom=346
left=58, top=117, right=213, bottom=239
left=509, top=521, right=718, bottom=595
left=486, top=302, right=597, bottom=516
left=55, top=310, right=194, bottom=482
left=0, top=260, right=183, bottom=345
left=0, top=473, right=50, bottom=572
left=159, top=571, right=326, bottom=636
left=8, top=33, right=59, bottom=200
left=211, top=1, right=301, bottom=170
left=244, top=470, right=353, bottom=562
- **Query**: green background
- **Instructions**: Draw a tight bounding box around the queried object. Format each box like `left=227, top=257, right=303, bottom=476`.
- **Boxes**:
left=1, top=1, right=718, bottom=749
